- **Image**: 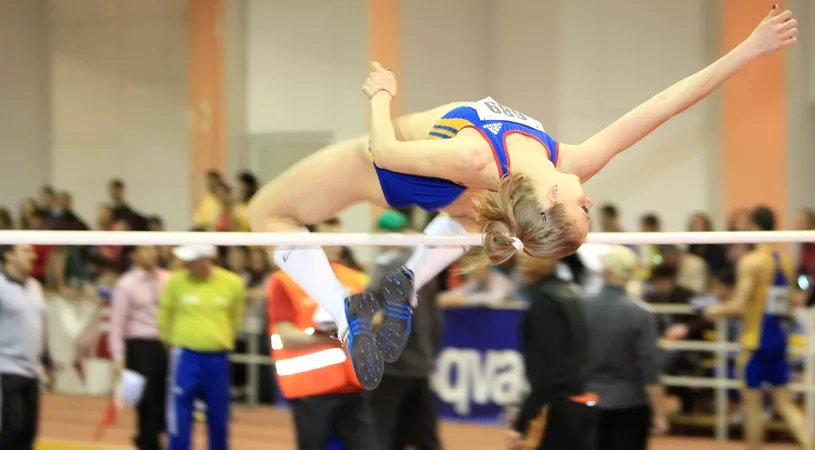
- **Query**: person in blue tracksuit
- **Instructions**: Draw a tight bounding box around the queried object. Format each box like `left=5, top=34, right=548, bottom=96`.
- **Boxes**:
left=158, top=245, right=245, bottom=450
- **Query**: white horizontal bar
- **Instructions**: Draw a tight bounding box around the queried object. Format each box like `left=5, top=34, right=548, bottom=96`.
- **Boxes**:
left=661, top=375, right=737, bottom=388
left=0, top=230, right=814, bottom=247
left=0, top=231, right=476, bottom=247
left=230, top=354, right=272, bottom=365
left=661, top=376, right=815, bottom=393
left=651, top=304, right=695, bottom=315
left=586, top=231, right=815, bottom=245
left=229, top=355, right=815, bottom=391
left=659, top=340, right=739, bottom=352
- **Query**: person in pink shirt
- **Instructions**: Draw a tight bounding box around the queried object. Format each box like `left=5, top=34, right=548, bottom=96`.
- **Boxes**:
left=108, top=246, right=170, bottom=450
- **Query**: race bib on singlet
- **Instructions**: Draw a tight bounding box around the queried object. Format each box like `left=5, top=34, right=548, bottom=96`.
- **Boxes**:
left=764, top=286, right=790, bottom=315
left=469, top=97, right=545, bottom=132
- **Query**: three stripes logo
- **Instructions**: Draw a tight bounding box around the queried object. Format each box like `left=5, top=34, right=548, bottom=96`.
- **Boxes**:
left=483, top=123, right=502, bottom=135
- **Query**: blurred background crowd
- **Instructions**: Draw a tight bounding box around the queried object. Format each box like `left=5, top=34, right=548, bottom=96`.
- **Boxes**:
left=5, top=166, right=815, bottom=439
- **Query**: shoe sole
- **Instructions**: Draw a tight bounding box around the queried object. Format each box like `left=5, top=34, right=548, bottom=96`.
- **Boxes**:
left=345, top=291, right=384, bottom=390
left=375, top=267, right=415, bottom=363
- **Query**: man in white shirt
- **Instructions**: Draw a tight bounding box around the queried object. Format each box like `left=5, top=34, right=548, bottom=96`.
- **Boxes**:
left=0, top=245, right=53, bottom=449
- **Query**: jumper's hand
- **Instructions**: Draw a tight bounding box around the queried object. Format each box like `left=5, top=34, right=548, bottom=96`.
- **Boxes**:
left=363, top=62, right=397, bottom=100
left=744, top=5, right=798, bottom=57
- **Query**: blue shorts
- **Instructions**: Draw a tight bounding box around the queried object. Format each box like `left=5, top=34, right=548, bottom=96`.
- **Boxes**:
left=740, top=348, right=789, bottom=389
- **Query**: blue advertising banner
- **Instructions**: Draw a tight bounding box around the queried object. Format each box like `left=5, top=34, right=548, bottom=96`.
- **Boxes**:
left=431, top=307, right=527, bottom=421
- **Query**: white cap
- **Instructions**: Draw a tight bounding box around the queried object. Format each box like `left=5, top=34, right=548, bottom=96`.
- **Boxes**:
left=599, top=245, right=638, bottom=280
left=173, top=244, right=217, bottom=262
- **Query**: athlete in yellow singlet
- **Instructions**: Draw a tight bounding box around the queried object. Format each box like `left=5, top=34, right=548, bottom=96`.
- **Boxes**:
left=705, top=206, right=812, bottom=450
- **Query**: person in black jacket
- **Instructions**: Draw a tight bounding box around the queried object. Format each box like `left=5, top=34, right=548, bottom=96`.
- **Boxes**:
left=511, top=254, right=597, bottom=450
left=369, top=210, right=444, bottom=450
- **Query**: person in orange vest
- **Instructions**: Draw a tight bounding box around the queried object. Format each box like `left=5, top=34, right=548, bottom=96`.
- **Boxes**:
left=267, top=218, right=378, bottom=450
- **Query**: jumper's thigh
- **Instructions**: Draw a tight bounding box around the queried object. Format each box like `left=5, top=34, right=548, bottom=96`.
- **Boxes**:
left=249, top=137, right=388, bottom=227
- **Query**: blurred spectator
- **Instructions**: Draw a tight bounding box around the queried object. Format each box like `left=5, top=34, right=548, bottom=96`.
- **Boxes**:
left=687, top=212, right=727, bottom=276
left=639, top=213, right=663, bottom=269
left=213, top=183, right=233, bottom=232
left=155, top=246, right=173, bottom=270
left=652, top=256, right=708, bottom=413
left=108, top=246, right=169, bottom=450
left=640, top=213, right=661, bottom=233
left=646, top=264, right=695, bottom=334
left=0, top=244, right=54, bottom=449
left=46, top=192, right=92, bottom=294
left=28, top=209, right=52, bottom=284
left=237, top=171, right=258, bottom=202
left=511, top=253, right=597, bottom=450
left=558, top=252, right=589, bottom=290
left=584, top=245, right=667, bottom=449
left=599, top=204, right=623, bottom=232
left=662, top=268, right=734, bottom=414
left=369, top=210, right=443, bottom=450
left=143, top=216, right=174, bottom=268
left=96, top=204, right=115, bottom=231
left=725, top=208, right=752, bottom=263
left=226, top=246, right=253, bottom=400
left=108, top=179, right=147, bottom=231
left=214, top=183, right=249, bottom=232
left=688, top=211, right=713, bottom=232
left=226, top=246, right=250, bottom=278
left=53, top=191, right=88, bottom=230
left=38, top=185, right=59, bottom=220
left=18, top=198, right=38, bottom=229
left=234, top=171, right=258, bottom=230
left=249, top=247, right=273, bottom=276
left=246, top=247, right=275, bottom=403
left=193, top=170, right=224, bottom=229
left=660, top=245, right=707, bottom=294
left=146, top=216, right=163, bottom=232
left=92, top=204, right=124, bottom=273
left=74, top=269, right=119, bottom=377
left=267, top=218, right=377, bottom=450
left=437, top=265, right=513, bottom=307
left=727, top=208, right=751, bottom=231
left=794, top=208, right=815, bottom=280
left=0, top=208, right=12, bottom=229
left=159, top=244, right=245, bottom=450
left=564, top=244, right=612, bottom=298
left=109, top=219, right=135, bottom=273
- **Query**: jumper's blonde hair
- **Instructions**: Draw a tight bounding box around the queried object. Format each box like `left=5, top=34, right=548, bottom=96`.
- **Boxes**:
left=460, top=172, right=583, bottom=271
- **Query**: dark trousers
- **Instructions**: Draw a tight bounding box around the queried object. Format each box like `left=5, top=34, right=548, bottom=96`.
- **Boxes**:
left=0, top=374, right=40, bottom=450
left=370, top=375, right=440, bottom=450
left=597, top=405, right=651, bottom=450
left=231, top=339, right=248, bottom=393
left=526, top=399, right=598, bottom=450
left=289, top=392, right=378, bottom=450
left=126, top=338, right=168, bottom=450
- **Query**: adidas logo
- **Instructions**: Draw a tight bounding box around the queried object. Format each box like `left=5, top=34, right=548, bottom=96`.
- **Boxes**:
left=483, top=123, right=502, bottom=135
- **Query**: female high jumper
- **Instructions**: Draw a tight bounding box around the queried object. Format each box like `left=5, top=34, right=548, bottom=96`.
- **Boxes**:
left=248, top=6, right=798, bottom=390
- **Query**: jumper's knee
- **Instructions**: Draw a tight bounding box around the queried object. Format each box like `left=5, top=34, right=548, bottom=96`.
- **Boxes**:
left=247, top=197, right=299, bottom=233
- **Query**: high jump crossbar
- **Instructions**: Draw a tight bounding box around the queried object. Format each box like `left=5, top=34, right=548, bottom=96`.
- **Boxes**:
left=0, top=230, right=813, bottom=247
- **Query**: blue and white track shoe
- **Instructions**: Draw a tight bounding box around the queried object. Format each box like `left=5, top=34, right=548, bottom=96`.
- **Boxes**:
left=342, top=291, right=384, bottom=390
left=374, top=266, right=415, bottom=363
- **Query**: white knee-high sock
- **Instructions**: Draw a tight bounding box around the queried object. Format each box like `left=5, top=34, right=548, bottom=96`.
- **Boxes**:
left=405, top=215, right=468, bottom=302
left=272, top=228, right=350, bottom=336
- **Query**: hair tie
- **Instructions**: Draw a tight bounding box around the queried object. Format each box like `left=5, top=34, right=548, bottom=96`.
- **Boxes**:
left=510, top=237, right=524, bottom=252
